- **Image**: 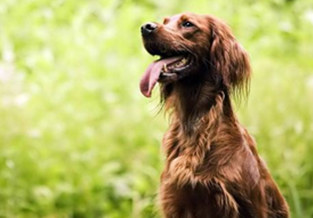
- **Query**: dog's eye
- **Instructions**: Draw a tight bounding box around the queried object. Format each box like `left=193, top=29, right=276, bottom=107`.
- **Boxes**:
left=182, top=21, right=194, bottom=28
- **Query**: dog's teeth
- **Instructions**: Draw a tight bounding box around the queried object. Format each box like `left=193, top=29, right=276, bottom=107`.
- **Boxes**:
left=163, top=64, right=168, bottom=72
left=175, top=59, right=186, bottom=67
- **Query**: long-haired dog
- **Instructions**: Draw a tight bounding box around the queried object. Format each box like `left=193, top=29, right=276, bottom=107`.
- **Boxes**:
left=139, top=13, right=289, bottom=218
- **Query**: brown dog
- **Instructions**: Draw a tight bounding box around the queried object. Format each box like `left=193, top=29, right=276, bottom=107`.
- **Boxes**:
left=139, top=13, right=289, bottom=218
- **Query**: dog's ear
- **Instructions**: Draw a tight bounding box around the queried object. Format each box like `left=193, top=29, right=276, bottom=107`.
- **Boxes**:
left=208, top=17, right=251, bottom=96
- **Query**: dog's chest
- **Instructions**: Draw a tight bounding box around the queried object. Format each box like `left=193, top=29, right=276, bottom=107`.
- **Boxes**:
left=160, top=179, right=239, bottom=218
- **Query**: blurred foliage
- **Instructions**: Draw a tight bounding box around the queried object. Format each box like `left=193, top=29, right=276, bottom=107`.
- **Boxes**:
left=0, top=0, right=313, bottom=217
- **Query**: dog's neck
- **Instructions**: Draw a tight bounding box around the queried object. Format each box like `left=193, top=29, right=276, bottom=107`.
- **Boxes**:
left=164, top=77, right=235, bottom=135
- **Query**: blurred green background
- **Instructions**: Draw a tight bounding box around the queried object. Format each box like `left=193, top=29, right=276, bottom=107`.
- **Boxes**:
left=0, top=0, right=312, bottom=217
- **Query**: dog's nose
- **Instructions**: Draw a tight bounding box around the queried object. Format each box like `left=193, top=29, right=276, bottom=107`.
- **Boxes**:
left=141, top=22, right=157, bottom=36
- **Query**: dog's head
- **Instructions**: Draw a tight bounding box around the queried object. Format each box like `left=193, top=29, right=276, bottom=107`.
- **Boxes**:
left=139, top=12, right=251, bottom=99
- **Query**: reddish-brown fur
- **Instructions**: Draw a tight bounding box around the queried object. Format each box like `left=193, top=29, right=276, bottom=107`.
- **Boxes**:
left=141, top=13, right=289, bottom=218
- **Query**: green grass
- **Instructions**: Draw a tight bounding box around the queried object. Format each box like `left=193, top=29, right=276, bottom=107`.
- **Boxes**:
left=0, top=0, right=312, bottom=217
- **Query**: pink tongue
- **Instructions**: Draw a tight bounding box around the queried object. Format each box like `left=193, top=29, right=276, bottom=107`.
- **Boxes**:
left=140, top=57, right=181, bottom=97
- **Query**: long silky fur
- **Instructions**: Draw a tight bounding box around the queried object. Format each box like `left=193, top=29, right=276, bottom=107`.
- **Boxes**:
left=142, top=13, right=289, bottom=218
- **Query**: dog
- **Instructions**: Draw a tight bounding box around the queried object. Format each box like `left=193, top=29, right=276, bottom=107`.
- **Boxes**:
left=139, top=12, right=289, bottom=218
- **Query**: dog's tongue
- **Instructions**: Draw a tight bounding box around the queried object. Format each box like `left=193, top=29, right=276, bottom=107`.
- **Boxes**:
left=140, top=57, right=181, bottom=97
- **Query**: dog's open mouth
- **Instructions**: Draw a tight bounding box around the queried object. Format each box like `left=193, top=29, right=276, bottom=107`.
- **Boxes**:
left=140, top=55, right=191, bottom=97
